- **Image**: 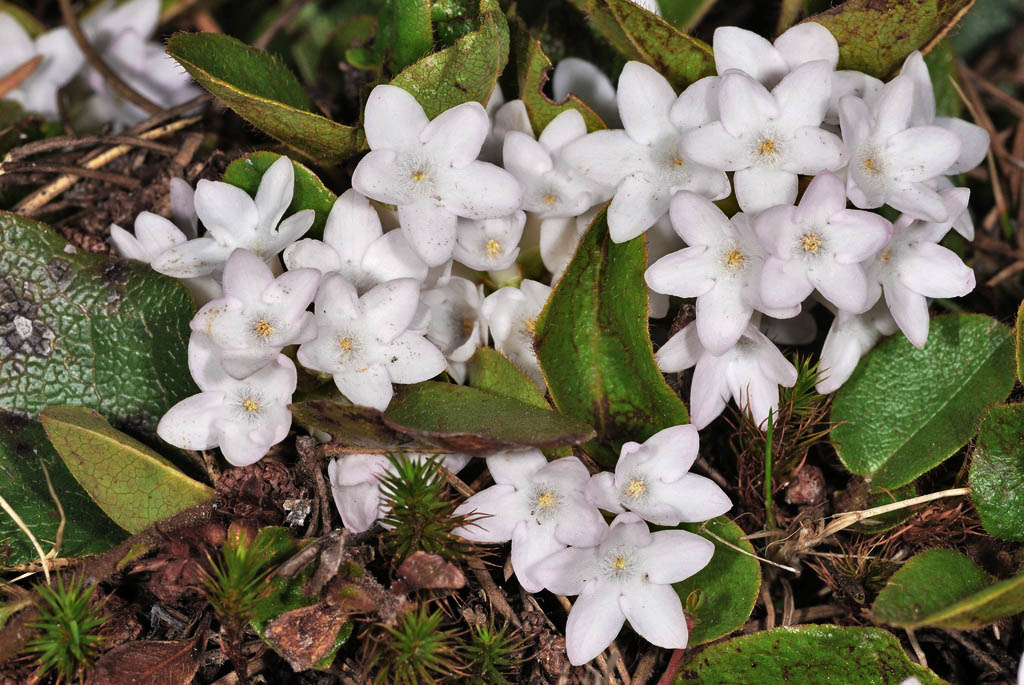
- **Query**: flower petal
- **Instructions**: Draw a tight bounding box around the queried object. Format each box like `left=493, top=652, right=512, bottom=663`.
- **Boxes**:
left=512, top=522, right=567, bottom=592
left=680, top=121, right=750, bottom=171
left=772, top=60, right=832, bottom=128
left=362, top=230, right=429, bottom=283
left=441, top=162, right=524, bottom=220
left=561, top=130, right=642, bottom=188
left=734, top=167, right=798, bottom=214
left=351, top=149, right=415, bottom=206
left=485, top=449, right=548, bottom=488
left=453, top=484, right=523, bottom=542
left=936, top=117, right=989, bottom=174
left=363, top=84, right=429, bottom=150
left=532, top=546, right=595, bottom=595
left=422, top=101, right=489, bottom=167
left=620, top=583, right=689, bottom=650
left=781, top=126, right=846, bottom=175
left=689, top=354, right=730, bottom=428
left=670, top=75, right=720, bottom=130
left=333, top=363, right=394, bottom=410
left=193, top=179, right=258, bottom=247
left=713, top=26, right=788, bottom=85
left=222, top=248, right=275, bottom=298
left=829, top=210, right=893, bottom=263
left=157, top=392, right=224, bottom=450
left=886, top=126, right=961, bottom=182
left=254, top=155, right=295, bottom=233
left=886, top=182, right=949, bottom=223
left=649, top=475, right=733, bottom=524
left=883, top=279, right=930, bottom=348
left=361, top=278, right=421, bottom=343
left=760, top=256, right=813, bottom=310
left=645, top=246, right=716, bottom=298
left=718, top=70, right=779, bottom=137
left=133, top=212, right=187, bottom=256
left=538, top=109, right=588, bottom=151
left=552, top=57, right=620, bottom=127
left=333, top=481, right=384, bottom=533
left=607, top=174, right=670, bottom=242
left=897, top=242, right=975, bottom=298
left=696, top=282, right=754, bottom=354
left=151, top=238, right=233, bottom=278
left=586, top=472, right=625, bottom=513
left=656, top=323, right=702, bottom=373
left=566, top=585, right=625, bottom=666
left=669, top=191, right=735, bottom=245
left=381, top=332, right=447, bottom=383
left=397, top=202, right=458, bottom=267
left=775, top=22, right=839, bottom=70
left=617, top=61, right=678, bottom=145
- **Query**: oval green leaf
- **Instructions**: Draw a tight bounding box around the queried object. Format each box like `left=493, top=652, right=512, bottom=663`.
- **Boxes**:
left=872, top=548, right=1024, bottom=629
left=466, top=347, right=548, bottom=410
left=167, top=32, right=365, bottom=165
left=567, top=0, right=714, bottom=90
left=289, top=400, right=454, bottom=454
left=673, top=516, right=760, bottom=646
left=223, top=151, right=337, bottom=240
left=676, top=625, right=944, bottom=684
left=831, top=314, right=1015, bottom=489
left=806, top=0, right=975, bottom=78
left=969, top=404, right=1024, bottom=541
left=1016, top=297, right=1024, bottom=384
left=534, top=208, right=689, bottom=467
left=40, top=406, right=214, bottom=535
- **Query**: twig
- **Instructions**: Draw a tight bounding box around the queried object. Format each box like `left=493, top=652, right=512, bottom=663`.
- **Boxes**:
left=609, top=641, right=631, bottom=685
left=907, top=629, right=927, bottom=669
left=0, top=55, right=42, bottom=98
left=253, top=0, right=313, bottom=50
left=760, top=583, right=776, bottom=630
left=775, top=0, right=803, bottom=36
left=5, top=135, right=178, bottom=161
left=38, top=458, right=65, bottom=562
left=813, top=487, right=971, bottom=542
left=0, top=161, right=141, bottom=188
left=469, top=557, right=521, bottom=628
left=699, top=521, right=799, bottom=574
left=0, top=492, right=50, bottom=585
left=764, top=408, right=777, bottom=530
left=655, top=649, right=684, bottom=685
left=780, top=578, right=795, bottom=627
left=630, top=651, right=659, bottom=685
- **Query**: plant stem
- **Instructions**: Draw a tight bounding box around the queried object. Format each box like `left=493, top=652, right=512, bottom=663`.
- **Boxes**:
left=764, top=408, right=777, bottom=531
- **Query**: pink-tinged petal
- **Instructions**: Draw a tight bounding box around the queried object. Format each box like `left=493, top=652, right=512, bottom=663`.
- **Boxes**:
left=263, top=269, right=320, bottom=313
left=561, top=130, right=642, bottom=187
left=775, top=22, right=838, bottom=70
left=713, top=26, right=788, bottom=85
left=109, top=225, right=148, bottom=262
left=586, top=472, right=625, bottom=512
left=773, top=60, right=832, bottom=128
left=216, top=422, right=272, bottom=467
left=671, top=76, right=720, bottom=130
left=669, top=191, right=735, bottom=245
left=360, top=278, right=421, bottom=343
left=324, top=189, right=383, bottom=260
left=537, top=456, right=591, bottom=489
left=157, top=392, right=224, bottom=450
left=809, top=261, right=871, bottom=314
left=271, top=210, right=315, bottom=251
left=566, top=585, right=625, bottom=666
left=334, top=363, right=394, bottom=411
left=680, top=122, right=750, bottom=171
left=512, top=523, right=566, bottom=593
left=734, top=167, right=798, bottom=214
left=313, top=273, right=360, bottom=324
left=617, top=61, right=678, bottom=144
left=333, top=481, right=384, bottom=533
left=351, top=150, right=414, bottom=206
left=485, top=449, right=548, bottom=488
left=886, top=126, right=961, bottom=181
left=441, top=162, right=524, bottom=219
left=761, top=257, right=812, bottom=310
left=382, top=333, right=447, bottom=383
left=656, top=323, right=702, bottom=373
left=363, top=85, right=429, bottom=150
left=643, top=424, right=700, bottom=480
left=838, top=94, right=872, bottom=153
left=504, top=131, right=553, bottom=177
left=453, top=484, right=523, bottom=542
left=641, top=528, right=715, bottom=583
left=900, top=51, right=935, bottom=126
left=554, top=496, right=609, bottom=547
left=362, top=230, right=429, bottom=283
left=422, top=101, right=489, bottom=167
left=538, top=109, right=588, bottom=151
left=727, top=367, right=780, bottom=429
left=886, top=183, right=949, bottom=223
left=718, top=70, right=779, bottom=137
left=151, top=238, right=233, bottom=278
left=782, top=127, right=846, bottom=174
left=690, top=355, right=731, bottom=428
left=606, top=512, right=653, bottom=547
left=874, top=75, right=915, bottom=140
left=650, top=475, right=733, bottom=524
left=607, top=174, right=669, bottom=242
left=397, top=202, right=458, bottom=267
left=169, top=177, right=197, bottom=238
left=620, top=583, right=689, bottom=650
left=193, top=180, right=258, bottom=246
left=222, top=248, right=275, bottom=297
left=884, top=279, right=930, bottom=348
left=645, top=246, right=716, bottom=298
left=696, top=282, right=754, bottom=354
left=753, top=331, right=798, bottom=385
left=254, top=156, right=295, bottom=233
left=133, top=212, right=187, bottom=255
left=911, top=187, right=971, bottom=243
left=282, top=239, right=341, bottom=274
left=936, top=117, right=989, bottom=174
left=897, top=243, right=975, bottom=298
left=817, top=316, right=875, bottom=394
left=829, top=210, right=893, bottom=263
left=552, top=57, right=620, bottom=127
left=532, top=546, right=595, bottom=595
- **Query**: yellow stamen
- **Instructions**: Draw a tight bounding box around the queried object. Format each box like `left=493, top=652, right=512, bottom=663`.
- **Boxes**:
left=758, top=139, right=776, bottom=156
left=339, top=337, right=353, bottom=352
left=485, top=239, right=502, bottom=259
left=544, top=193, right=557, bottom=205
left=800, top=233, right=822, bottom=254
left=862, top=157, right=878, bottom=174
left=525, top=318, right=537, bottom=335
left=625, top=479, right=645, bottom=498
left=537, top=491, right=556, bottom=508
left=880, top=249, right=891, bottom=263
left=242, top=398, right=260, bottom=413
left=611, top=556, right=626, bottom=571
left=725, top=249, right=745, bottom=269
left=672, top=156, right=684, bottom=167
left=253, top=319, right=274, bottom=338
left=411, top=170, right=426, bottom=182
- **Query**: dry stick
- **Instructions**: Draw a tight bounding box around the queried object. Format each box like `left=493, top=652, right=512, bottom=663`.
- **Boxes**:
left=631, top=651, right=659, bottom=685
left=38, top=458, right=66, bottom=562
left=760, top=583, right=777, bottom=630
left=0, top=55, right=43, bottom=99
left=1, top=162, right=141, bottom=188
left=966, top=67, right=1024, bottom=121
left=57, top=0, right=162, bottom=115
left=907, top=629, right=927, bottom=669
left=6, top=135, right=178, bottom=161
left=699, top=521, right=799, bottom=574
left=608, top=642, right=632, bottom=685
left=13, top=116, right=200, bottom=215
left=0, top=493, right=50, bottom=585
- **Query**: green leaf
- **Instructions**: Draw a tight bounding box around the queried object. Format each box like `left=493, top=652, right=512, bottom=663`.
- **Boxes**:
left=925, top=40, right=962, bottom=118
left=466, top=347, right=548, bottom=410
left=39, top=406, right=214, bottom=535
left=289, top=400, right=452, bottom=453
left=1016, top=298, right=1024, bottom=384
left=166, top=33, right=365, bottom=165
left=676, top=625, right=943, bottom=684
left=831, top=314, right=1015, bottom=489
left=0, top=411, right=125, bottom=566
left=0, top=2, right=46, bottom=36
left=872, top=548, right=1024, bottom=629
left=673, top=516, right=760, bottom=646
left=509, top=17, right=606, bottom=135
left=223, top=151, right=337, bottom=240
left=535, top=208, right=689, bottom=467
left=658, top=0, right=717, bottom=33
left=969, top=404, right=1024, bottom=541
left=806, top=0, right=975, bottom=78
left=567, top=0, right=714, bottom=90
left=0, top=212, right=195, bottom=434
left=385, top=0, right=434, bottom=71
left=389, top=0, right=509, bottom=119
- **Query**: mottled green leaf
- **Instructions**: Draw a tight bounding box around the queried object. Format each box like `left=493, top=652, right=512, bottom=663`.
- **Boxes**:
left=969, top=404, right=1024, bottom=541
left=289, top=400, right=454, bottom=454
left=535, top=208, right=689, bottom=467
left=872, top=548, right=1024, bottom=629
left=223, top=151, right=337, bottom=240
left=0, top=212, right=194, bottom=434
left=0, top=411, right=125, bottom=566
left=658, top=0, right=717, bottom=33
left=676, top=625, right=943, bottom=684
left=925, top=40, right=962, bottom=118
left=806, top=0, right=975, bottom=78
left=386, top=0, right=434, bottom=71
left=167, top=33, right=365, bottom=165
left=831, top=314, right=1015, bottom=489
left=673, top=516, right=760, bottom=646
left=1016, top=298, right=1024, bottom=384
left=40, top=406, right=213, bottom=535
left=466, top=347, right=548, bottom=410
left=390, top=0, right=509, bottom=118
left=567, top=0, right=714, bottom=90
left=509, top=17, right=606, bottom=135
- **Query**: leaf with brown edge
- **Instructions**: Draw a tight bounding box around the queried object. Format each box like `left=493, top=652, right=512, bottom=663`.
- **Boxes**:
left=265, top=602, right=350, bottom=672
left=288, top=400, right=453, bottom=454
left=90, top=632, right=205, bottom=685
left=805, top=0, right=976, bottom=78
left=39, top=406, right=214, bottom=535
left=508, top=16, right=606, bottom=135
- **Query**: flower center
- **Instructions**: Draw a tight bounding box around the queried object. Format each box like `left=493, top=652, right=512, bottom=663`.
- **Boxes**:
left=758, top=138, right=776, bottom=156
left=242, top=397, right=259, bottom=413
left=544, top=193, right=557, bottom=205
left=253, top=318, right=275, bottom=339
left=339, top=337, right=353, bottom=353
left=862, top=157, right=879, bottom=174
left=724, top=249, right=745, bottom=270
left=672, top=156, right=684, bottom=167
left=800, top=233, right=822, bottom=254
left=880, top=249, right=891, bottom=263
left=411, top=170, right=427, bottom=182
left=611, top=556, right=626, bottom=571
left=624, top=478, right=646, bottom=499
left=485, top=239, right=502, bottom=259
left=536, top=491, right=557, bottom=509
left=525, top=318, right=537, bottom=335
left=601, top=545, right=639, bottom=582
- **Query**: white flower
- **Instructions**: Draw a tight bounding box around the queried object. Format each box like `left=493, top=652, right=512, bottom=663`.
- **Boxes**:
left=657, top=321, right=797, bottom=429
left=645, top=215, right=685, bottom=319
left=552, top=57, right=620, bottom=127
left=815, top=300, right=897, bottom=394
left=754, top=171, right=892, bottom=313
left=190, top=249, right=319, bottom=379
left=478, top=86, right=533, bottom=164
left=168, top=177, right=198, bottom=239
left=867, top=188, right=975, bottom=348
left=561, top=61, right=730, bottom=243
left=152, top=156, right=314, bottom=278
left=283, top=189, right=427, bottom=291
left=539, top=207, right=599, bottom=282
left=328, top=452, right=470, bottom=533
left=532, top=512, right=714, bottom=665
left=645, top=192, right=797, bottom=355
left=586, top=425, right=731, bottom=525
left=421, top=276, right=488, bottom=384
left=481, top=279, right=551, bottom=389
left=681, top=61, right=846, bottom=214
left=157, top=333, right=296, bottom=466
left=453, top=451, right=607, bottom=592
left=0, top=13, right=82, bottom=119
left=351, top=85, right=524, bottom=266
left=839, top=75, right=963, bottom=222
left=297, top=275, right=447, bottom=411
left=453, top=212, right=525, bottom=271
